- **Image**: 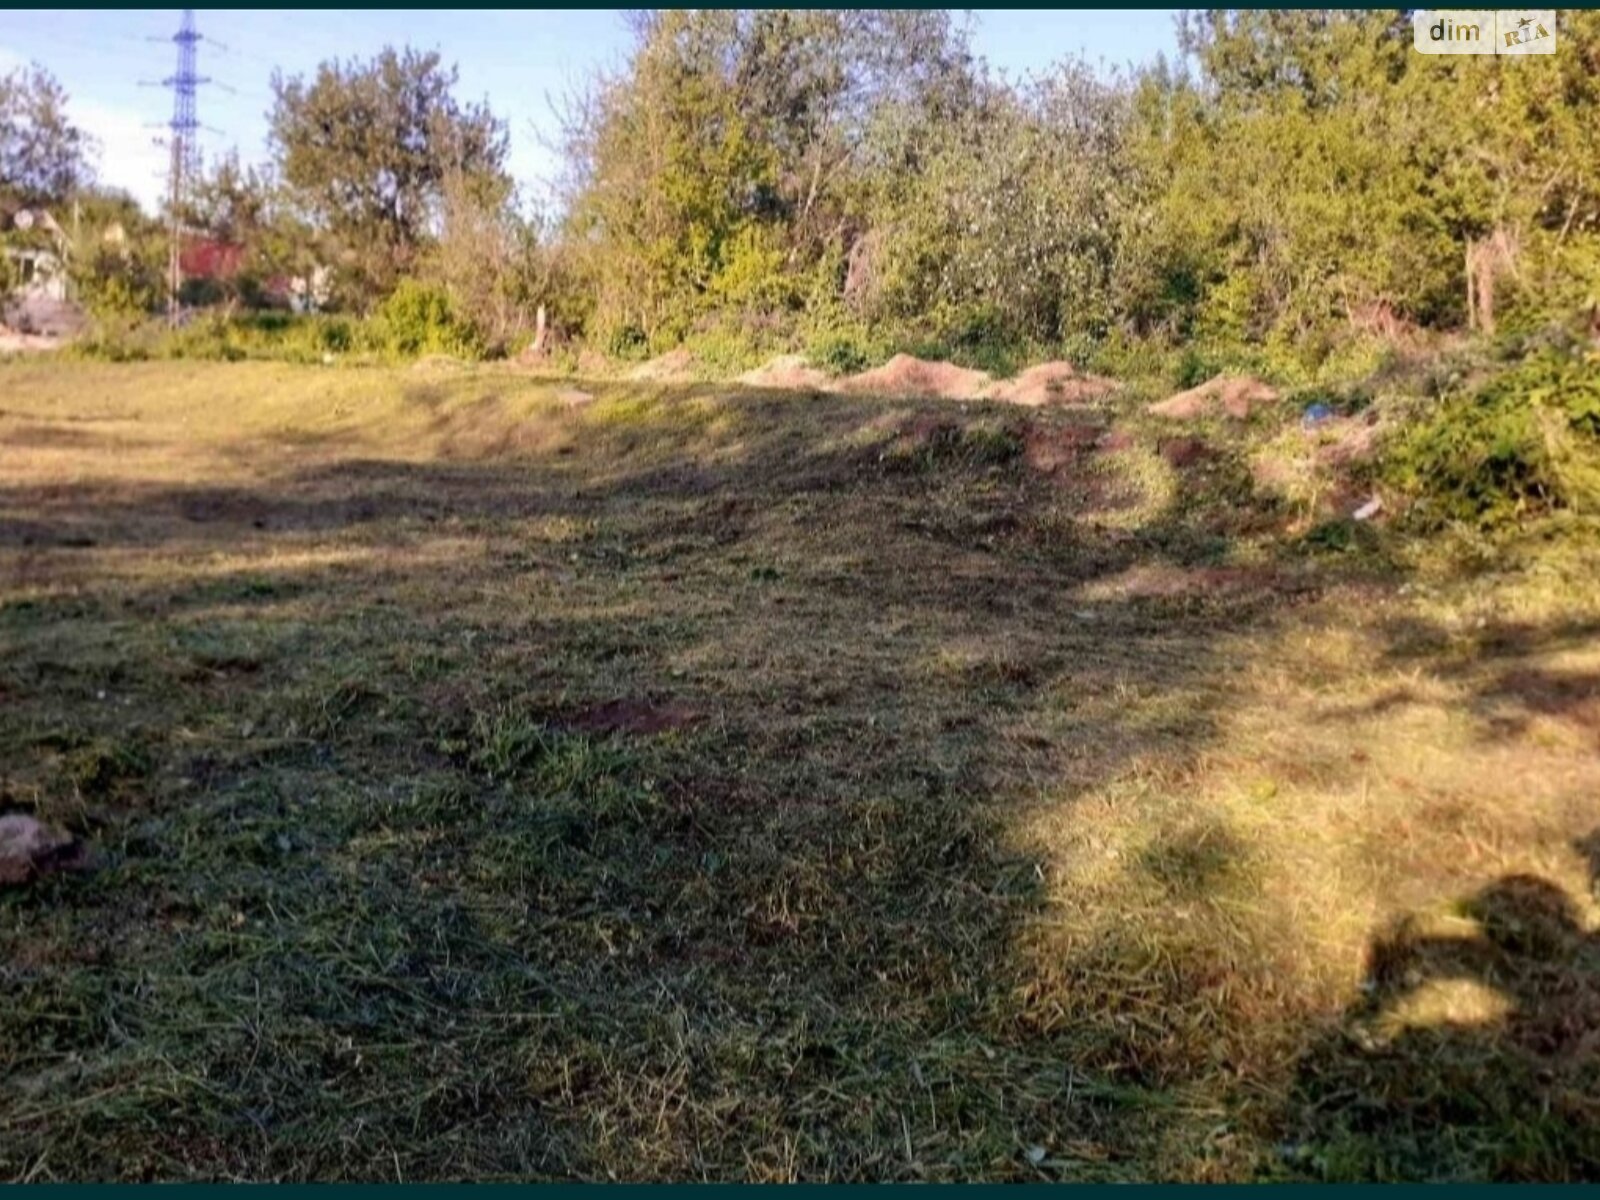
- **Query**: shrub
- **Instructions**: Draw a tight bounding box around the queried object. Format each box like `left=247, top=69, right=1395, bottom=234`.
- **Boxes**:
left=160, top=312, right=247, bottom=361
left=806, top=329, right=873, bottom=376
left=371, top=278, right=484, bottom=360
left=1385, top=350, right=1600, bottom=528
left=64, top=311, right=369, bottom=366
left=1174, top=346, right=1220, bottom=390
left=61, top=319, right=156, bottom=362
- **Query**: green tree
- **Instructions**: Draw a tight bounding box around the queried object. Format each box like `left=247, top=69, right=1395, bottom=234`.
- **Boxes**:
left=0, top=62, right=92, bottom=210
left=562, top=11, right=781, bottom=348
left=268, top=47, right=510, bottom=307
left=66, top=189, right=166, bottom=320
left=1172, top=8, right=1600, bottom=341
left=866, top=62, right=1133, bottom=352
left=422, top=173, right=567, bottom=354
left=554, top=7, right=1600, bottom=361
left=561, top=9, right=975, bottom=350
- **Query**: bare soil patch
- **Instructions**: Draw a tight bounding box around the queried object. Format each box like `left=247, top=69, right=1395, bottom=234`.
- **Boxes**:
left=1149, top=374, right=1279, bottom=421
left=0, top=813, right=90, bottom=886
left=0, top=326, right=63, bottom=354
left=562, top=698, right=705, bottom=737
left=1022, top=421, right=1102, bottom=476
left=1158, top=436, right=1214, bottom=469
left=984, top=361, right=1118, bottom=407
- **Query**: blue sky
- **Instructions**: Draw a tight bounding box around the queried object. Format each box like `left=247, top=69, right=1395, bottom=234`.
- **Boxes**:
left=0, top=9, right=1182, bottom=213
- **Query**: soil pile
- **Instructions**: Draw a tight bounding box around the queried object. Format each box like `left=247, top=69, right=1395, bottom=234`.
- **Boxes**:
left=1149, top=374, right=1279, bottom=421
left=737, top=354, right=831, bottom=391
left=985, top=361, right=1117, bottom=406
left=844, top=354, right=992, bottom=401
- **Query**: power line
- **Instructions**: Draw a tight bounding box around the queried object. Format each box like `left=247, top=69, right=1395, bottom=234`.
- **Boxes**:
left=149, top=9, right=217, bottom=323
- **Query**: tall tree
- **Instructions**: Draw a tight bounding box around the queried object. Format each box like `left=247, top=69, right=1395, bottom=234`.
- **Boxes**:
left=268, top=47, right=509, bottom=306
left=561, top=9, right=975, bottom=348
left=0, top=63, right=92, bottom=211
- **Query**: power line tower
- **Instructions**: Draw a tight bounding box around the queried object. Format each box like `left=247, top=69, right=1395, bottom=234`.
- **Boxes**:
left=157, top=10, right=209, bottom=324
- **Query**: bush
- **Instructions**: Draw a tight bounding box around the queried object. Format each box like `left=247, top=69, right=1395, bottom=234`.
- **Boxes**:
left=61, top=319, right=156, bottom=362
left=805, top=329, right=873, bottom=376
left=1385, top=350, right=1600, bottom=528
left=160, top=312, right=248, bottom=361
left=64, top=311, right=368, bottom=366
left=372, top=279, right=485, bottom=360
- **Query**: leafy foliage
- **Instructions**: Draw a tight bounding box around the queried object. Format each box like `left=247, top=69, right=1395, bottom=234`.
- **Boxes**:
left=0, top=62, right=91, bottom=208
left=1386, top=349, right=1600, bottom=526
left=371, top=278, right=484, bottom=359
left=560, top=10, right=970, bottom=350
left=64, top=191, right=167, bottom=321
left=420, top=173, right=560, bottom=355
left=549, top=8, right=1600, bottom=370
left=268, top=47, right=510, bottom=306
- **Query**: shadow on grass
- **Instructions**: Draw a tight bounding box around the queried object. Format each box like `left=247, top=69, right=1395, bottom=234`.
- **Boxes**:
left=1283, top=839, right=1600, bottom=1180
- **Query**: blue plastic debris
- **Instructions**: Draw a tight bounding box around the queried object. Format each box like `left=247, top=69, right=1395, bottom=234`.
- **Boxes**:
left=1301, top=402, right=1335, bottom=429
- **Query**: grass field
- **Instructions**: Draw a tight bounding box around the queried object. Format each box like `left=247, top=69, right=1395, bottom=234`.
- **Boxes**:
left=2, top=359, right=1598, bottom=1181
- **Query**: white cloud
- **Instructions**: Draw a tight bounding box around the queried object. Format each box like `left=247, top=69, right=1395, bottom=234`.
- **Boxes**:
left=72, top=97, right=167, bottom=214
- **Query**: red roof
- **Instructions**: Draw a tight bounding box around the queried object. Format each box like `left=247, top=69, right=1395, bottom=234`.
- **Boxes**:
left=179, top=239, right=246, bottom=280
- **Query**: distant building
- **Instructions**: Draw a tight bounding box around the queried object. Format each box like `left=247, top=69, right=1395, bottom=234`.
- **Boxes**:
left=4, top=245, right=67, bottom=302
left=3, top=206, right=84, bottom=334
left=179, top=238, right=247, bottom=282
left=2, top=246, right=82, bottom=337
left=263, top=265, right=332, bottom=314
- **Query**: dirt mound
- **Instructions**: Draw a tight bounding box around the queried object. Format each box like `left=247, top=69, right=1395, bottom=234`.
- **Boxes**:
left=843, top=354, right=992, bottom=401
left=1149, top=374, right=1279, bottom=421
left=737, top=354, right=832, bottom=392
left=984, top=361, right=1117, bottom=407
left=627, top=348, right=697, bottom=383
left=563, top=698, right=702, bottom=737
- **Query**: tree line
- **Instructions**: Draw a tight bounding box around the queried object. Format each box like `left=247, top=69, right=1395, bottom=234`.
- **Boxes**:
left=4, top=9, right=1598, bottom=370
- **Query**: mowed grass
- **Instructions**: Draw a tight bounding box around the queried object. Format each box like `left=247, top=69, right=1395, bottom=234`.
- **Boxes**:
left=1, top=359, right=1598, bottom=1181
